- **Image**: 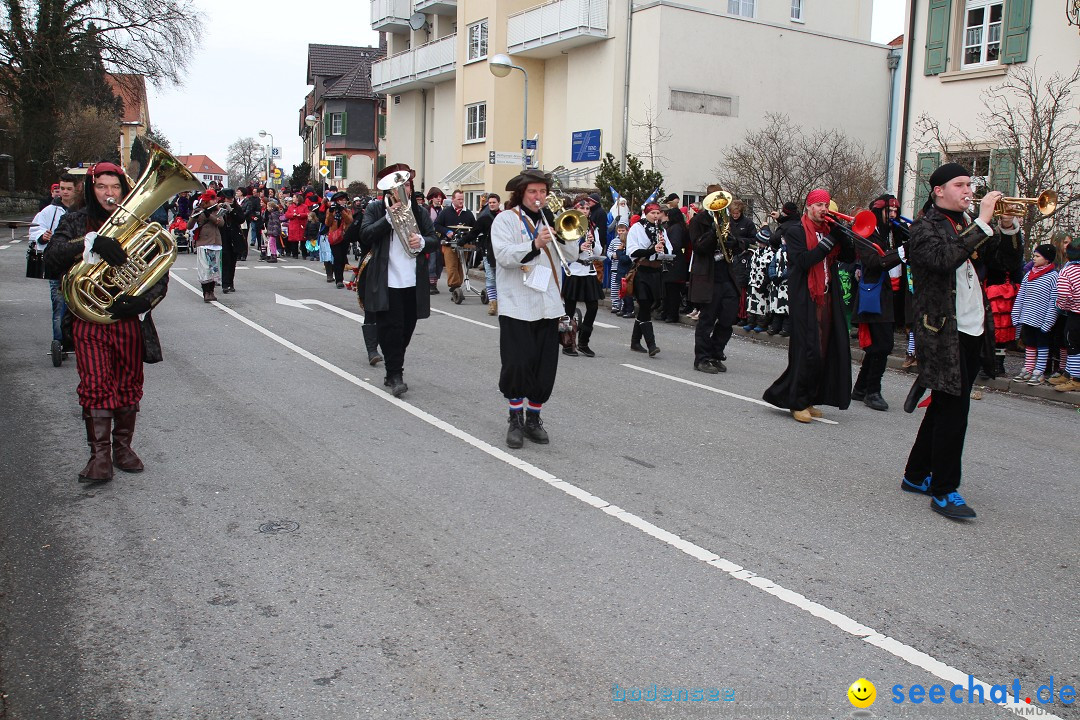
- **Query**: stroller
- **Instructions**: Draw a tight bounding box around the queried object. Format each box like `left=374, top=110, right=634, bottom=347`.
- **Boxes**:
left=169, top=217, right=191, bottom=253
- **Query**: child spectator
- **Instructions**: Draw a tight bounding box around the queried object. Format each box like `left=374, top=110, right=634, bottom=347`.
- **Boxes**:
left=1011, top=244, right=1060, bottom=385
left=744, top=228, right=774, bottom=332
left=1052, top=236, right=1080, bottom=392
left=766, top=231, right=790, bottom=336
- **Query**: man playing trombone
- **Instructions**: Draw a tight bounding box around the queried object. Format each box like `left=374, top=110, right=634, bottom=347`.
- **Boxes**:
left=490, top=169, right=580, bottom=449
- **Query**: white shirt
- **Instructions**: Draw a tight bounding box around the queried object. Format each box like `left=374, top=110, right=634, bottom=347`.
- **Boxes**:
left=491, top=207, right=579, bottom=321
left=387, top=223, right=417, bottom=289
left=29, top=204, right=67, bottom=250
left=955, top=259, right=984, bottom=335
left=566, top=226, right=602, bottom=277
left=625, top=222, right=668, bottom=261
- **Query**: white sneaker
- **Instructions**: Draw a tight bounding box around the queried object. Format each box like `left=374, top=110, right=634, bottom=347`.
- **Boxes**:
left=1013, top=371, right=1033, bottom=382
left=1027, top=373, right=1045, bottom=386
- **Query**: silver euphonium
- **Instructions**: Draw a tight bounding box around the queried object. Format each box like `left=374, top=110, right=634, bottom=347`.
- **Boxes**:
left=376, top=170, right=420, bottom=258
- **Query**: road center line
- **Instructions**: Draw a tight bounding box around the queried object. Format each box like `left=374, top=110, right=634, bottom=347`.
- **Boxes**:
left=623, top=363, right=840, bottom=425
left=167, top=269, right=1055, bottom=720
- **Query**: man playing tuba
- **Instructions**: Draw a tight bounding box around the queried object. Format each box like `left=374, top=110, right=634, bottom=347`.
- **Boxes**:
left=44, top=161, right=169, bottom=484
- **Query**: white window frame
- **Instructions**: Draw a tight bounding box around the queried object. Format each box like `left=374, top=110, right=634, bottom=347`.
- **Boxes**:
left=330, top=112, right=344, bottom=135
left=948, top=150, right=991, bottom=197
left=467, top=20, right=488, bottom=62
left=960, top=0, right=1004, bottom=69
left=465, top=102, right=486, bottom=143
left=727, top=0, right=755, bottom=18
left=464, top=191, right=484, bottom=212
left=333, top=156, right=344, bottom=179
left=790, top=0, right=803, bottom=22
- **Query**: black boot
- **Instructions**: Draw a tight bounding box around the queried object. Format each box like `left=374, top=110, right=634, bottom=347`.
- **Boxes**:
left=506, top=409, right=525, bottom=449
left=630, top=321, right=646, bottom=352
left=578, top=327, right=595, bottom=357
left=79, top=409, right=114, bottom=483
left=325, top=262, right=334, bottom=282
left=523, top=412, right=549, bottom=444
left=362, top=324, right=382, bottom=366
left=386, top=374, right=408, bottom=397
left=641, top=321, right=660, bottom=357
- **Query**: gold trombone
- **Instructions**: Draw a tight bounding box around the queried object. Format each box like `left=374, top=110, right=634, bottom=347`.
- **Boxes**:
left=993, top=190, right=1057, bottom=218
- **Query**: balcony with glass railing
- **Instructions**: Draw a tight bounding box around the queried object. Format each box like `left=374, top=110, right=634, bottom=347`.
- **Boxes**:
left=371, top=34, right=457, bottom=94
left=507, top=0, right=608, bottom=58
left=371, top=0, right=412, bottom=33
left=414, top=0, right=457, bottom=16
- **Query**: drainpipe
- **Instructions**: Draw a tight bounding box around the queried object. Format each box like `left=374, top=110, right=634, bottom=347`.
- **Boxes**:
left=420, top=88, right=428, bottom=191
left=897, top=0, right=918, bottom=210
left=885, top=48, right=901, bottom=193
left=620, top=0, right=633, bottom=173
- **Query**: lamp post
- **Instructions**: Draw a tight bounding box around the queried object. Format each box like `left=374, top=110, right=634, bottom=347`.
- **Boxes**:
left=258, top=130, right=274, bottom=188
left=489, top=53, right=529, bottom=171
left=304, top=114, right=320, bottom=189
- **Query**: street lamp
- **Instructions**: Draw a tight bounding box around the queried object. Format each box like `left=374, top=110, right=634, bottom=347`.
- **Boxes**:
left=489, top=53, right=529, bottom=171
left=258, top=130, right=274, bottom=187
left=305, top=114, right=320, bottom=188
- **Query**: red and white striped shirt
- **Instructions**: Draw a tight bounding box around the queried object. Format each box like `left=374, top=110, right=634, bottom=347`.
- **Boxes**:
left=1057, top=262, right=1080, bottom=314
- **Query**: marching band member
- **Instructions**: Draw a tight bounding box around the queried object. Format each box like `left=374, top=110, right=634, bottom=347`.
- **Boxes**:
left=561, top=199, right=604, bottom=358
left=355, top=164, right=440, bottom=397
left=491, top=169, right=580, bottom=449
left=44, top=161, right=169, bottom=484
left=625, top=202, right=668, bottom=356
left=189, top=189, right=224, bottom=302
left=688, top=184, right=740, bottom=373
left=763, top=189, right=854, bottom=423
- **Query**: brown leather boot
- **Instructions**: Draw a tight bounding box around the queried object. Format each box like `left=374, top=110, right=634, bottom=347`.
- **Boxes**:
left=112, top=404, right=144, bottom=472
left=79, top=409, right=114, bottom=483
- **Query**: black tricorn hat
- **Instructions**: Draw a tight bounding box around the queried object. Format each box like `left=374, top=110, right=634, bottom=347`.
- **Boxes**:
left=504, top=168, right=551, bottom=192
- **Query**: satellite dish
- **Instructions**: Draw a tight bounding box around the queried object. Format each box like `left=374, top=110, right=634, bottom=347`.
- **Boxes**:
left=408, top=12, right=428, bottom=32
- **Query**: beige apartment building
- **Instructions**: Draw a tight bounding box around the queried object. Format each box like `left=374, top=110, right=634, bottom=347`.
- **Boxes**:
left=897, top=0, right=1077, bottom=219
left=372, top=0, right=895, bottom=214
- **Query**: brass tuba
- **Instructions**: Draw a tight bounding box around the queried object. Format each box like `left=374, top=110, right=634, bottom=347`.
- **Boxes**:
left=375, top=169, right=421, bottom=257
left=63, top=143, right=202, bottom=324
left=702, top=189, right=733, bottom=263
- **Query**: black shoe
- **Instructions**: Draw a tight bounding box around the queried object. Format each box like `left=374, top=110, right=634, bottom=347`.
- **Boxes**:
left=630, top=343, right=647, bottom=353
left=326, top=276, right=334, bottom=283
left=931, top=492, right=976, bottom=519
left=778, top=329, right=790, bottom=337
left=523, top=413, right=549, bottom=444
left=695, top=361, right=719, bottom=374
left=901, top=475, right=932, bottom=495
left=578, top=345, right=595, bottom=358
left=368, top=351, right=383, bottom=366
left=387, top=375, right=407, bottom=397
left=710, top=358, right=727, bottom=372
left=336, top=282, right=345, bottom=288
left=429, top=286, right=440, bottom=295
left=863, top=392, right=889, bottom=411
left=850, top=388, right=866, bottom=401
left=648, top=345, right=660, bottom=357
left=507, top=411, right=524, bottom=449
left=562, top=346, right=579, bottom=357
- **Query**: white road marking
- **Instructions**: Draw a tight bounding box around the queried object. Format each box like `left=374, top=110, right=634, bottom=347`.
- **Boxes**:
left=169, top=268, right=1059, bottom=719
left=592, top=320, right=619, bottom=329
left=624, top=363, right=841, bottom=425
left=430, top=307, right=497, bottom=329
left=274, top=293, right=364, bottom=323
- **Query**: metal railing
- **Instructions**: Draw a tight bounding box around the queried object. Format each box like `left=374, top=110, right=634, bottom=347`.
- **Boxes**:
left=507, top=0, right=608, bottom=49
left=371, top=34, right=457, bottom=91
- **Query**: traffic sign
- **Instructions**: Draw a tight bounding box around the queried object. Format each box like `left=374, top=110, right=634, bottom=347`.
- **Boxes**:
left=273, top=168, right=282, bottom=179
left=271, top=146, right=282, bottom=158
left=319, top=159, right=329, bottom=168
left=318, top=166, right=330, bottom=177
left=520, top=139, right=537, bottom=150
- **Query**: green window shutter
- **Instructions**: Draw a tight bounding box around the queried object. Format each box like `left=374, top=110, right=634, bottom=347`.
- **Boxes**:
left=342, top=112, right=348, bottom=135
left=341, top=155, right=348, bottom=179
left=924, top=0, right=952, bottom=76
left=323, top=113, right=329, bottom=137
left=378, top=113, right=386, bottom=139
left=377, top=154, right=386, bottom=173
left=917, top=152, right=942, bottom=207
left=1000, top=0, right=1032, bottom=64
left=989, top=148, right=1018, bottom=195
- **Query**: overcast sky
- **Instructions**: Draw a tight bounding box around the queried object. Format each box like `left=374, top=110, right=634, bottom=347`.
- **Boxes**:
left=147, top=0, right=907, bottom=176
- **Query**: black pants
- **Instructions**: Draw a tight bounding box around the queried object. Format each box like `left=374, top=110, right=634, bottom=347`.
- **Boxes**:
left=375, top=287, right=418, bottom=379
left=662, top=281, right=683, bottom=321
left=283, top=240, right=299, bottom=258
left=853, top=322, right=895, bottom=395
left=904, top=332, right=983, bottom=496
left=694, top=279, right=738, bottom=365
left=499, top=316, right=560, bottom=404
left=565, top=299, right=598, bottom=347
left=331, top=241, right=349, bottom=282
left=221, top=240, right=238, bottom=290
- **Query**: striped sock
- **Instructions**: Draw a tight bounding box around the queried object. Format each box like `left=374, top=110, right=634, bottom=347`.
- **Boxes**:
left=1060, top=347, right=1068, bottom=371
left=907, top=332, right=915, bottom=356
left=1067, top=354, right=1080, bottom=377
left=487, top=286, right=497, bottom=301
left=1024, top=347, right=1036, bottom=373
left=1035, top=347, right=1049, bottom=374
left=508, top=398, right=524, bottom=413
left=526, top=401, right=542, bottom=414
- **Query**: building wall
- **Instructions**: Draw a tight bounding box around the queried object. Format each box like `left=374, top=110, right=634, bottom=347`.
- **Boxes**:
left=899, top=1, right=1078, bottom=216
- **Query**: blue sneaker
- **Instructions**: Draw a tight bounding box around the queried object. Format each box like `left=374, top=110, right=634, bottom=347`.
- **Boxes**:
left=901, top=475, right=932, bottom=495
left=753, top=326, right=766, bottom=333
left=931, top=491, right=976, bottom=519
left=741, top=324, right=754, bottom=331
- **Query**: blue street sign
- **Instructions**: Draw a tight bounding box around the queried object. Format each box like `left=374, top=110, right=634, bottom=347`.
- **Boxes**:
left=520, top=139, right=538, bottom=150
left=571, top=129, right=602, bottom=162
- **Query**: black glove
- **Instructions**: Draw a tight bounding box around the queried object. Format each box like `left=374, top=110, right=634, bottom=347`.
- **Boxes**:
left=816, top=234, right=836, bottom=253
left=109, top=293, right=152, bottom=319
left=94, top=235, right=128, bottom=266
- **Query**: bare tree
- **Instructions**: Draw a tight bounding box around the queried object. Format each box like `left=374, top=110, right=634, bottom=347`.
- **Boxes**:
left=630, top=101, right=673, bottom=171
left=914, top=62, right=1080, bottom=246
left=227, top=137, right=265, bottom=187
left=715, top=113, right=884, bottom=220
left=54, top=106, right=120, bottom=167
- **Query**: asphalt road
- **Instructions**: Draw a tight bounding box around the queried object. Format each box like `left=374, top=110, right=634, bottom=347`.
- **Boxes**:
left=1, top=231, right=1076, bottom=720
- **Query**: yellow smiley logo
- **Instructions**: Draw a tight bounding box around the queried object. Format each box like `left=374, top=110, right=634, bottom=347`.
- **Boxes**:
left=848, top=678, right=876, bottom=708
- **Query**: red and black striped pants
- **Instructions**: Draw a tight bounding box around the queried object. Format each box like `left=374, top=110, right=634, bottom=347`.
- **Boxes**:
left=72, top=316, right=144, bottom=409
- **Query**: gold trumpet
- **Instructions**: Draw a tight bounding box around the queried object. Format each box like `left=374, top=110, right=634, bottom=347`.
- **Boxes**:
left=994, top=190, right=1057, bottom=218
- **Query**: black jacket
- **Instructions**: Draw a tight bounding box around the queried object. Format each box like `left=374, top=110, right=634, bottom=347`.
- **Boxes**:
left=687, top=210, right=738, bottom=304
left=354, top=199, right=439, bottom=315
left=467, top=207, right=498, bottom=264
left=433, top=206, right=476, bottom=243
left=662, top=220, right=690, bottom=284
